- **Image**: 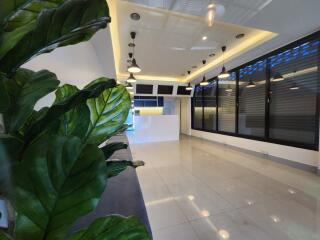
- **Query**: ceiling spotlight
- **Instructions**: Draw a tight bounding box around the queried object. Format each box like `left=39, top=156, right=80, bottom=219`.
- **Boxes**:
left=130, top=12, right=141, bottom=21
left=127, top=73, right=136, bottom=83
left=218, top=46, right=230, bottom=79
left=202, top=36, right=207, bottom=41
left=209, top=53, right=215, bottom=57
left=126, top=82, right=133, bottom=90
left=128, top=58, right=141, bottom=73
left=236, top=33, right=245, bottom=39
left=186, top=83, right=193, bottom=91
left=246, top=80, right=256, bottom=88
left=128, top=42, right=136, bottom=48
left=271, top=73, right=284, bottom=82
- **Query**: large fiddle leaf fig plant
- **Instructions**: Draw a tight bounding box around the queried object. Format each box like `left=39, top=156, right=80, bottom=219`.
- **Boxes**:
left=0, top=0, right=151, bottom=239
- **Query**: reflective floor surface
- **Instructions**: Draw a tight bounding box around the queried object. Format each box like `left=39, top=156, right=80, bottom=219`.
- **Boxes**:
left=130, top=136, right=320, bottom=240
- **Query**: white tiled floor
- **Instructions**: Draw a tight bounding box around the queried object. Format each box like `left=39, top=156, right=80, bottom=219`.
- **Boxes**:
left=130, top=136, right=320, bottom=240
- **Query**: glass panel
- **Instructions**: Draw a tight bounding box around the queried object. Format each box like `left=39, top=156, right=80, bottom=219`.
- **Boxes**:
left=239, top=60, right=267, bottom=137
left=269, top=40, right=320, bottom=145
left=218, top=72, right=236, bottom=133
left=193, top=85, right=203, bottom=129
left=203, top=81, right=217, bottom=131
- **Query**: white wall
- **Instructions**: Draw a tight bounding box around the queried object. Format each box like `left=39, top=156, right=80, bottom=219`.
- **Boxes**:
left=22, top=29, right=115, bottom=109
left=192, top=130, right=319, bottom=168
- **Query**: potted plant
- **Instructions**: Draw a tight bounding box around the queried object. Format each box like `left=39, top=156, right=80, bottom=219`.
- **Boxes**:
left=0, top=0, right=151, bottom=239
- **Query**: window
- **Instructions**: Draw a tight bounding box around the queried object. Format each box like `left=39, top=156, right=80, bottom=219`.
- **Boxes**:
left=203, top=81, right=217, bottom=131
left=238, top=60, right=267, bottom=137
left=269, top=40, right=320, bottom=146
left=177, top=86, right=192, bottom=95
left=192, top=85, right=203, bottom=129
left=218, top=72, right=236, bottom=133
left=191, top=31, right=319, bottom=150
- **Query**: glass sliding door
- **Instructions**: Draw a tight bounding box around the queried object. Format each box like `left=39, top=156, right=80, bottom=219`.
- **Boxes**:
left=238, top=60, right=267, bottom=137
left=218, top=72, right=236, bottom=133
left=269, top=40, right=320, bottom=145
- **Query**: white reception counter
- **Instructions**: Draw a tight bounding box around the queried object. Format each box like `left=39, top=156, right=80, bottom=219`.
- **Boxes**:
left=127, top=115, right=180, bottom=144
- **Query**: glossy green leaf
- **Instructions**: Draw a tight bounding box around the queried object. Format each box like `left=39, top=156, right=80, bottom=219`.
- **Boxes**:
left=54, top=84, right=90, bottom=138
left=106, top=160, right=145, bottom=179
left=0, top=72, right=9, bottom=112
left=86, top=84, right=131, bottom=145
left=13, top=135, right=107, bottom=240
left=68, top=215, right=151, bottom=240
left=0, top=0, right=65, bottom=59
left=0, top=0, right=110, bottom=75
left=24, top=79, right=116, bottom=146
left=3, top=68, right=59, bottom=133
left=101, top=142, right=128, bottom=160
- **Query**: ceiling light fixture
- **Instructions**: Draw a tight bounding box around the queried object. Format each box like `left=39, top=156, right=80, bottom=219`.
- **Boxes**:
left=246, top=79, right=256, bottom=88
left=218, top=46, right=230, bottom=79
left=200, top=60, right=209, bottom=86
left=206, top=3, right=215, bottom=27
left=126, top=82, right=133, bottom=90
left=186, top=71, right=193, bottom=91
left=186, top=83, right=193, bottom=91
left=209, top=53, right=215, bottom=57
left=128, top=32, right=141, bottom=73
left=271, top=72, right=284, bottom=82
left=202, top=36, right=207, bottom=41
left=127, top=73, right=136, bottom=83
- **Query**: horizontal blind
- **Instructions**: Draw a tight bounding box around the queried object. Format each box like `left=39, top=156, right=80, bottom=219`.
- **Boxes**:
left=192, top=85, right=203, bottom=129
left=203, top=80, right=217, bottom=131
left=238, top=60, right=267, bottom=137
left=269, top=40, right=320, bottom=145
left=218, top=72, right=236, bottom=133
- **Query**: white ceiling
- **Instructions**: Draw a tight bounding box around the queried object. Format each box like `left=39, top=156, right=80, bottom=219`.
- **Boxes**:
left=115, top=0, right=275, bottom=80
left=103, top=0, right=320, bottom=84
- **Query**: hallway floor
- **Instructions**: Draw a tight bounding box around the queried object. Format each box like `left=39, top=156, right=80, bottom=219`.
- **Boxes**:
left=130, top=136, right=320, bottom=240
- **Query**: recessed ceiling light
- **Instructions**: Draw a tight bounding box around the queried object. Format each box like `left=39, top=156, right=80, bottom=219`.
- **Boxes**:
left=209, top=53, right=215, bottom=57
left=207, top=3, right=215, bottom=9
left=202, top=36, right=207, bottom=41
left=236, top=33, right=245, bottom=39
left=130, top=13, right=141, bottom=21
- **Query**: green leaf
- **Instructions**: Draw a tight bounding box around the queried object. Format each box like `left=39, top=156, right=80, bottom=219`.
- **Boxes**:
left=0, top=0, right=65, bottom=59
left=86, top=84, right=131, bottom=145
left=3, top=68, right=59, bottom=133
left=68, top=215, right=151, bottom=240
left=13, top=135, right=107, bottom=240
left=54, top=84, right=90, bottom=138
left=0, top=72, right=9, bottom=112
left=24, top=79, right=116, bottom=146
left=0, top=134, right=23, bottom=162
left=106, top=161, right=145, bottom=179
left=101, top=142, right=128, bottom=160
left=0, top=0, right=110, bottom=75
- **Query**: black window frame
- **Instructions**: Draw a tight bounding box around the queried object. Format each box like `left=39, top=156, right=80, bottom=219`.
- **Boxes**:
left=191, top=31, right=320, bottom=151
